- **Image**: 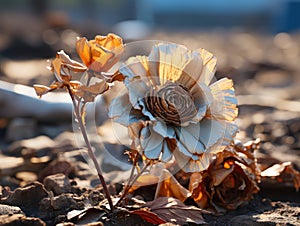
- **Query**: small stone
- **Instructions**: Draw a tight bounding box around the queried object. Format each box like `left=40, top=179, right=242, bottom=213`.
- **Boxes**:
left=38, top=160, right=76, bottom=181
left=0, top=204, right=24, bottom=215
left=0, top=214, right=46, bottom=226
left=43, top=173, right=72, bottom=195
left=6, top=135, right=56, bottom=157
left=5, top=118, right=37, bottom=142
left=40, top=193, right=82, bottom=214
left=1, top=181, right=48, bottom=215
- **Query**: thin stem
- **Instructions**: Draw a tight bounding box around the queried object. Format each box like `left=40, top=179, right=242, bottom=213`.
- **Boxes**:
left=115, top=160, right=151, bottom=207
left=66, top=86, right=114, bottom=211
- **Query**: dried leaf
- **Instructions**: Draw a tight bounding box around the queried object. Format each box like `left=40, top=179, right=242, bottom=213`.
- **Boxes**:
left=33, top=82, right=61, bottom=97
left=67, top=207, right=105, bottom=224
left=261, top=162, right=300, bottom=191
left=129, top=174, right=158, bottom=193
left=131, top=209, right=166, bottom=224
left=144, top=197, right=206, bottom=225
left=75, top=81, right=109, bottom=102
left=33, top=85, right=53, bottom=97
left=155, top=169, right=191, bottom=202
left=129, top=165, right=190, bottom=202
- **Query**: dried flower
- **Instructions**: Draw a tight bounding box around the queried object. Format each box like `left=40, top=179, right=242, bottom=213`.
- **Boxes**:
left=33, top=50, right=86, bottom=97
left=110, top=43, right=238, bottom=172
left=189, top=140, right=260, bottom=212
left=76, top=33, right=124, bottom=73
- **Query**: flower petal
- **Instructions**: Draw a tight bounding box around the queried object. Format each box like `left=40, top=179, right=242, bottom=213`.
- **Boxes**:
left=209, top=78, right=238, bottom=121
left=152, top=120, right=175, bottom=139
left=95, top=33, right=123, bottom=51
left=109, top=92, right=133, bottom=126
left=141, top=126, right=164, bottom=159
left=76, top=37, right=92, bottom=67
left=125, top=76, right=149, bottom=110
left=195, top=48, right=217, bottom=85
left=161, top=140, right=173, bottom=162
left=200, top=119, right=238, bottom=154
left=174, top=150, right=213, bottom=172
left=199, top=119, right=227, bottom=152
left=147, top=44, right=216, bottom=90
left=175, top=124, right=206, bottom=155
left=120, top=56, right=151, bottom=81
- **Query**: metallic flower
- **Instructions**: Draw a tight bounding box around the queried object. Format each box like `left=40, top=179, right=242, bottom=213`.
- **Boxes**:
left=76, top=33, right=124, bottom=73
left=109, top=43, right=238, bottom=172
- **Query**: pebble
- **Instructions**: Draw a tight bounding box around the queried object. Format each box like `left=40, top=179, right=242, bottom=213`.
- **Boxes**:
left=43, top=173, right=72, bottom=196
left=0, top=204, right=24, bottom=215
left=0, top=214, right=46, bottom=226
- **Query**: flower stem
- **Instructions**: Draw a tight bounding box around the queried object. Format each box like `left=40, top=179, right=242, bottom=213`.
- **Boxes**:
left=66, top=86, right=114, bottom=211
left=115, top=160, right=150, bottom=207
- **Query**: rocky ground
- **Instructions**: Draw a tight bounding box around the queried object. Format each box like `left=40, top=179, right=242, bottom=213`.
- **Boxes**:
left=0, top=30, right=300, bottom=225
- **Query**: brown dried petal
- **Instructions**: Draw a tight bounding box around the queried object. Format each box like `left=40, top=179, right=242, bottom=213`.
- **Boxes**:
left=75, top=81, right=109, bottom=102
left=189, top=140, right=261, bottom=212
left=56, top=50, right=87, bottom=72
left=155, top=169, right=191, bottom=202
left=145, top=82, right=197, bottom=126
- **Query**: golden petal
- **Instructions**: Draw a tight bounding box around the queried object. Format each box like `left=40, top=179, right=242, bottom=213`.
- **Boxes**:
left=195, top=48, right=217, bottom=85
left=95, top=33, right=123, bottom=50
left=76, top=37, right=92, bottom=67
left=209, top=78, right=238, bottom=121
left=148, top=43, right=192, bottom=86
left=155, top=169, right=191, bottom=202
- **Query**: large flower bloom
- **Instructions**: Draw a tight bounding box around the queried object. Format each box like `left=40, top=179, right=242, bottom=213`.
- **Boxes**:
left=109, top=43, right=238, bottom=172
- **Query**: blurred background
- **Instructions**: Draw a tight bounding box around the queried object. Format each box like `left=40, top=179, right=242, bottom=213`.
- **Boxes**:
left=0, top=0, right=299, bottom=203
left=0, top=0, right=300, bottom=167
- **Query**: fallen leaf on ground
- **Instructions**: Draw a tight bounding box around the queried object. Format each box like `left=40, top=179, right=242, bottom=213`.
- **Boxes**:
left=261, top=161, right=300, bottom=191
left=144, top=197, right=207, bottom=225
left=131, top=209, right=166, bottom=224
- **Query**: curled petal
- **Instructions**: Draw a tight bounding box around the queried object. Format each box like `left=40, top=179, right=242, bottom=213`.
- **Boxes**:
left=109, top=92, right=133, bottom=126
left=199, top=119, right=238, bottom=154
left=155, top=169, right=191, bottom=202
left=209, top=78, right=238, bottom=121
left=94, top=33, right=123, bottom=50
left=75, top=81, right=109, bottom=102
left=33, top=84, right=58, bottom=97
left=56, top=50, right=87, bottom=72
left=141, top=126, right=164, bottom=159
left=196, top=48, right=217, bottom=85
left=175, top=124, right=205, bottom=155
left=76, top=37, right=92, bottom=67
left=174, top=150, right=213, bottom=172
left=126, top=77, right=149, bottom=110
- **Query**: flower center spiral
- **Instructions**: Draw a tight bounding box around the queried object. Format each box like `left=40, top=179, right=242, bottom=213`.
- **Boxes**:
left=145, top=82, right=197, bottom=126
